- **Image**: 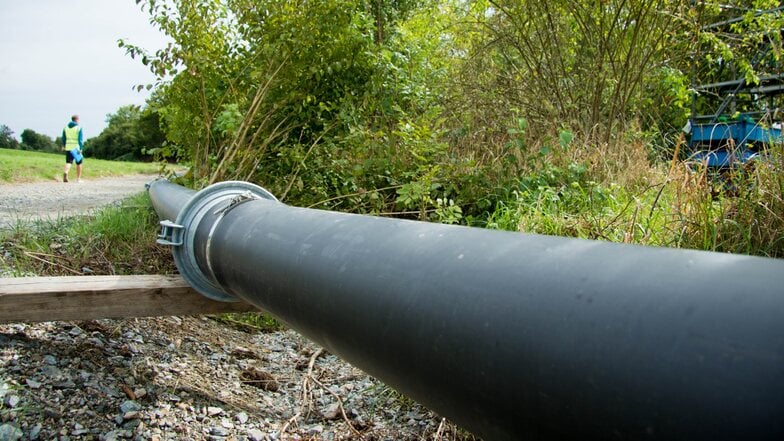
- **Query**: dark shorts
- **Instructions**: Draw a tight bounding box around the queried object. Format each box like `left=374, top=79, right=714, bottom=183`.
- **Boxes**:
left=65, top=150, right=83, bottom=165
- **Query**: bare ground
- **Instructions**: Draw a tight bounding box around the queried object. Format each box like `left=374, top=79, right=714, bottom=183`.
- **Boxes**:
left=0, top=174, right=159, bottom=229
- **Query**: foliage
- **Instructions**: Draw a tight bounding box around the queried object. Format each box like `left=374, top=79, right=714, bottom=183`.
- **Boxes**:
left=451, top=0, right=689, bottom=146
left=118, top=0, right=784, bottom=259
left=364, top=0, right=423, bottom=43
left=86, top=105, right=166, bottom=161
left=0, top=125, right=20, bottom=150
left=212, top=312, right=285, bottom=333
left=0, top=148, right=160, bottom=183
left=125, top=0, right=460, bottom=219
left=486, top=161, right=671, bottom=245
left=20, top=128, right=58, bottom=153
left=125, top=0, right=378, bottom=185
left=691, top=0, right=784, bottom=112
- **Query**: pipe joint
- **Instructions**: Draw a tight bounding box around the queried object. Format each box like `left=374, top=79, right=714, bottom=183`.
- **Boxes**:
left=156, top=219, right=184, bottom=246
left=158, top=181, right=277, bottom=302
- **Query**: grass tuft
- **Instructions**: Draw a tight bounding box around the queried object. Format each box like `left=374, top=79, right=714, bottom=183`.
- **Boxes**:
left=1, top=193, right=174, bottom=276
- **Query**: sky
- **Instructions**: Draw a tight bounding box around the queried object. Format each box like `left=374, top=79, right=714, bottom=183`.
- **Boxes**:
left=0, top=1, right=169, bottom=141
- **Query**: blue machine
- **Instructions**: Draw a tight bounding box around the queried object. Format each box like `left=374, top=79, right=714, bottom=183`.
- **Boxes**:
left=687, top=6, right=784, bottom=172
left=687, top=115, right=781, bottom=169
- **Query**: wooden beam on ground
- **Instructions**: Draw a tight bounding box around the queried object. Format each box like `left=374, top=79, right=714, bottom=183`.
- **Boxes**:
left=0, top=275, right=256, bottom=323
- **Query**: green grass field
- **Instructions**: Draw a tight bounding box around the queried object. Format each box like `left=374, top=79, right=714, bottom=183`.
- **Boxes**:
left=0, top=148, right=160, bottom=183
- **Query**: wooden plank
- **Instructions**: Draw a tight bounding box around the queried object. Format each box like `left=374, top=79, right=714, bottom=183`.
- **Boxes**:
left=0, top=275, right=256, bottom=323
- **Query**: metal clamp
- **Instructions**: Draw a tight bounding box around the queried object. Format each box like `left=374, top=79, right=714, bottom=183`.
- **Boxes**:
left=214, top=190, right=261, bottom=216
left=157, top=220, right=184, bottom=246
left=167, top=181, right=278, bottom=302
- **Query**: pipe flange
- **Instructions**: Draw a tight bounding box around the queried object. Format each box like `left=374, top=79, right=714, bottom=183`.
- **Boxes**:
left=172, top=181, right=277, bottom=301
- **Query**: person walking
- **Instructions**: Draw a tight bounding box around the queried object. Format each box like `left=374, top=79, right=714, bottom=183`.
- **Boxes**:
left=62, top=114, right=84, bottom=183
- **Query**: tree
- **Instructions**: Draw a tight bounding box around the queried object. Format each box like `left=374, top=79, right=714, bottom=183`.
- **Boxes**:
left=364, top=0, right=423, bottom=43
left=124, top=0, right=432, bottom=187
left=20, top=129, right=58, bottom=152
left=689, top=0, right=784, bottom=119
left=86, top=105, right=166, bottom=161
left=0, top=125, right=20, bottom=149
left=451, top=0, right=691, bottom=145
left=121, top=0, right=506, bottom=220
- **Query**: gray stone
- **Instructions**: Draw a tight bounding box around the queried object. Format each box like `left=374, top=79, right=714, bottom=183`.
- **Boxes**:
left=53, top=380, right=76, bottom=389
left=207, top=406, right=223, bottom=416
left=119, top=400, right=141, bottom=414
left=247, top=429, right=265, bottom=441
left=43, top=408, right=62, bottom=419
left=102, top=386, right=124, bottom=398
left=29, top=424, right=42, bottom=441
left=43, top=354, right=58, bottom=365
left=209, top=426, right=230, bottom=436
left=306, top=424, right=324, bottom=435
left=25, top=378, right=41, bottom=389
left=102, top=430, right=132, bottom=441
left=321, top=403, right=340, bottom=420
left=87, top=337, right=105, bottom=348
left=0, top=423, right=23, bottom=441
left=122, top=419, right=140, bottom=431
left=236, top=412, right=249, bottom=424
left=40, top=365, right=61, bottom=377
left=3, top=395, right=20, bottom=408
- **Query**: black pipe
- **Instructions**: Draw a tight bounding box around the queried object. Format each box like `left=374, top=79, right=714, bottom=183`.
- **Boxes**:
left=149, top=179, right=784, bottom=441
left=147, top=178, right=196, bottom=224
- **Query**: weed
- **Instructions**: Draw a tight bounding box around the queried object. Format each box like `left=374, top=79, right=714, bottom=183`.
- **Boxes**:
left=213, top=312, right=285, bottom=333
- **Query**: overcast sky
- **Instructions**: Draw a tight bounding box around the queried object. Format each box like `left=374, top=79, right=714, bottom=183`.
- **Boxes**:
left=0, top=1, right=168, bottom=140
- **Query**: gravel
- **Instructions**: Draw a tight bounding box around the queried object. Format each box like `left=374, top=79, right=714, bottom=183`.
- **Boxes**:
left=0, top=176, right=471, bottom=440
left=0, top=175, right=158, bottom=229
left=0, top=317, right=454, bottom=440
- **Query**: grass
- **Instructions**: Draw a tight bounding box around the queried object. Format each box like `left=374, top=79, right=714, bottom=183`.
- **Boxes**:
left=211, top=312, right=286, bottom=333
left=0, top=193, right=174, bottom=277
left=0, top=148, right=160, bottom=183
left=483, top=139, right=784, bottom=258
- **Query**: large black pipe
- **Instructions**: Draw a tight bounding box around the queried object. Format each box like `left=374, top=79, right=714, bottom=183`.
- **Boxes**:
left=148, top=179, right=784, bottom=441
left=147, top=178, right=196, bottom=223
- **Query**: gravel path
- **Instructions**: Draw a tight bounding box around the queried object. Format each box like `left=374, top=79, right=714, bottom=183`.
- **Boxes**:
left=0, top=175, right=159, bottom=229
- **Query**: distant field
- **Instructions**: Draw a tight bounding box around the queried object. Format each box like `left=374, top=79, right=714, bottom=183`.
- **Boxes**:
left=0, top=148, right=161, bottom=183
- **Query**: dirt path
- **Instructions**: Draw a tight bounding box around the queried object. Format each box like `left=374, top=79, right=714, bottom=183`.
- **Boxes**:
left=0, top=174, right=161, bottom=229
